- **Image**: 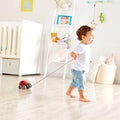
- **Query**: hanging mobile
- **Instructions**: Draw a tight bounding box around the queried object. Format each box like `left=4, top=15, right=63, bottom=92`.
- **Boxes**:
left=99, top=12, right=104, bottom=23
left=99, top=1, right=104, bottom=23
left=91, top=3, right=96, bottom=25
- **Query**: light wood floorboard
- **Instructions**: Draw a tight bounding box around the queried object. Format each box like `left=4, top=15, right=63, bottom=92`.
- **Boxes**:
left=0, top=75, right=120, bottom=120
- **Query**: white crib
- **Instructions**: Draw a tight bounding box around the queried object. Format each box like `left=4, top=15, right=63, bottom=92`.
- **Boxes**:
left=0, top=20, right=43, bottom=76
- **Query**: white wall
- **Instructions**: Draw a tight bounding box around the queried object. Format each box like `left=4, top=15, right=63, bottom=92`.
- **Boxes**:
left=0, top=0, right=55, bottom=23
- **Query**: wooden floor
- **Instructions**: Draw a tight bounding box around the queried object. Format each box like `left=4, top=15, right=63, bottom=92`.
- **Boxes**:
left=0, top=75, right=120, bottom=120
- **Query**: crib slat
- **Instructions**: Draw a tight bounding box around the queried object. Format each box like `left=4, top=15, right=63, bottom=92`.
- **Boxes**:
left=7, top=26, right=12, bottom=56
left=2, top=26, right=7, bottom=55
left=17, top=26, right=21, bottom=57
left=11, top=26, right=16, bottom=56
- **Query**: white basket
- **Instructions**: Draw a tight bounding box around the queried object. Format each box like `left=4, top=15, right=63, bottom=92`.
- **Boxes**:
left=95, top=64, right=117, bottom=84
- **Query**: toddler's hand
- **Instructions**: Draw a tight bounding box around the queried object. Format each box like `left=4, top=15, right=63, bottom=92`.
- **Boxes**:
left=70, top=52, right=79, bottom=60
left=90, top=60, right=93, bottom=63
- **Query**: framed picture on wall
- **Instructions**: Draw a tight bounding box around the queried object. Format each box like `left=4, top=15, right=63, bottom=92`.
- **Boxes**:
left=21, top=0, right=33, bottom=12
left=56, top=15, right=72, bottom=25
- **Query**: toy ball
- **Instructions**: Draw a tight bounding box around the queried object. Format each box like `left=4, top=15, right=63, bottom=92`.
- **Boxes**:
left=18, top=80, right=32, bottom=89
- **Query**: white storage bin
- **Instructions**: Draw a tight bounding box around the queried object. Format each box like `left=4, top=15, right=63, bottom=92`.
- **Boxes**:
left=95, top=64, right=117, bottom=84
left=2, top=58, right=20, bottom=75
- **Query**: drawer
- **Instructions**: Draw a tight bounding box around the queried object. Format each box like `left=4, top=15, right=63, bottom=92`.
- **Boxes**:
left=2, top=58, right=20, bottom=75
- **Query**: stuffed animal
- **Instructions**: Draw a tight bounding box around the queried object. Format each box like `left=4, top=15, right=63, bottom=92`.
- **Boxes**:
left=54, top=0, right=72, bottom=9
left=51, top=33, right=60, bottom=43
left=58, top=33, right=71, bottom=49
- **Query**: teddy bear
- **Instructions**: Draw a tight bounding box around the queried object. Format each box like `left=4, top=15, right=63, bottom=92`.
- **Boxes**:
left=51, top=33, right=60, bottom=43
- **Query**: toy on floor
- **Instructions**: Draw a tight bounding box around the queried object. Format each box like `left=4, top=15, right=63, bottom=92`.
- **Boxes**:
left=18, top=80, right=32, bottom=89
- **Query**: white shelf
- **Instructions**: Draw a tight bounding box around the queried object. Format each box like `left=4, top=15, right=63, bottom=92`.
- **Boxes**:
left=44, top=1, right=75, bottom=79
left=52, top=61, right=66, bottom=64
left=52, top=42, right=66, bottom=46
left=53, top=24, right=72, bottom=28
left=58, top=8, right=73, bottom=11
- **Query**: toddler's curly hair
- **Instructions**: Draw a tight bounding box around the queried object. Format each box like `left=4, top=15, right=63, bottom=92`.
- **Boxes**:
left=76, top=25, right=93, bottom=40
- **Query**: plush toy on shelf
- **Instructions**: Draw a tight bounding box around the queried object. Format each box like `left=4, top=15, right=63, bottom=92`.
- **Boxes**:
left=51, top=33, right=60, bottom=43
left=54, top=0, right=72, bottom=9
left=58, top=33, right=71, bottom=49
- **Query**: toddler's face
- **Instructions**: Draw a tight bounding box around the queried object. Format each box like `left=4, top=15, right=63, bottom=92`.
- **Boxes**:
left=82, top=31, right=94, bottom=45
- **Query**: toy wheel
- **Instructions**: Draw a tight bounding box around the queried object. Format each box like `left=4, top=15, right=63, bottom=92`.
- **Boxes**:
left=26, top=84, right=29, bottom=89
left=18, top=85, right=22, bottom=89
left=26, top=83, right=32, bottom=89
left=29, top=83, right=32, bottom=87
left=22, top=85, right=26, bottom=89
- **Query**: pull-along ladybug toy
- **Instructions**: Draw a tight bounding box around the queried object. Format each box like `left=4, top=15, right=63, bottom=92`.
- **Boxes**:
left=18, top=80, right=32, bottom=89
left=18, top=59, right=73, bottom=90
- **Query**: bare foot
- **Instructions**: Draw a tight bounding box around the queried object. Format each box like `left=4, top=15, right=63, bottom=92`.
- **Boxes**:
left=79, top=98, right=90, bottom=102
left=66, top=92, right=76, bottom=98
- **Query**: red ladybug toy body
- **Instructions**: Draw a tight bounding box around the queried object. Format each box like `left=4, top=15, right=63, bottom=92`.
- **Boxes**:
left=18, top=80, right=32, bottom=89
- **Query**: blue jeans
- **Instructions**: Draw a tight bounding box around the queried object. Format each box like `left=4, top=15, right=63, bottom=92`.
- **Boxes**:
left=71, top=69, right=86, bottom=90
